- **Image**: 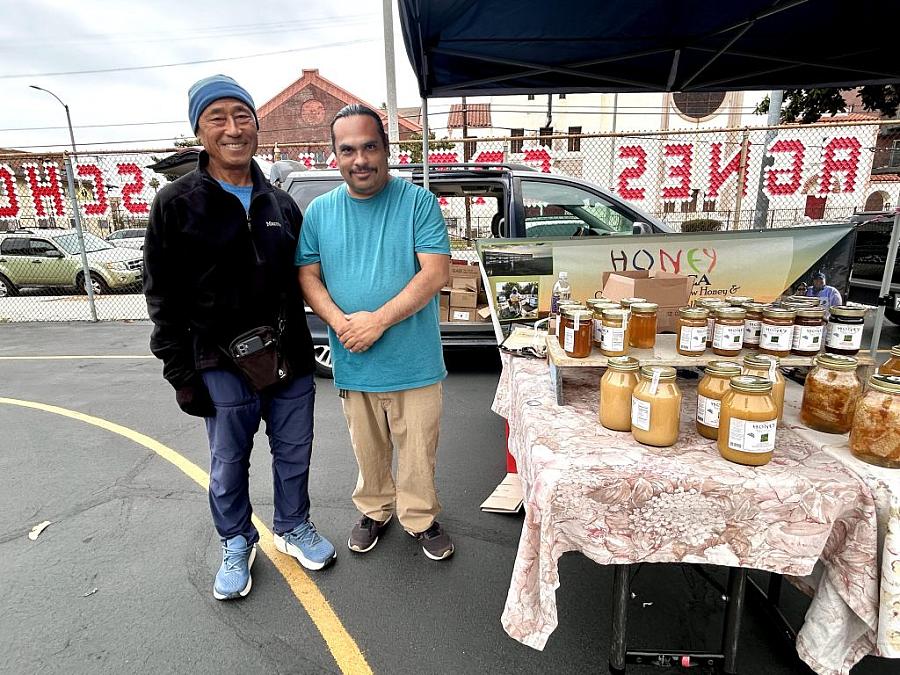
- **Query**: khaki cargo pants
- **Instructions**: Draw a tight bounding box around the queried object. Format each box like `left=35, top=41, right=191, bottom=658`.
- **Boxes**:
left=340, top=382, right=442, bottom=534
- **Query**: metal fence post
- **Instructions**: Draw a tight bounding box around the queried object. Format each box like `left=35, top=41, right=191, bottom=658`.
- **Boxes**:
left=732, top=128, right=750, bottom=230
left=63, top=152, right=98, bottom=322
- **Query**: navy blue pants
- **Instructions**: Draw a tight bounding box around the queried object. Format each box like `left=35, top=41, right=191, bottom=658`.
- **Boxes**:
left=201, top=369, right=315, bottom=544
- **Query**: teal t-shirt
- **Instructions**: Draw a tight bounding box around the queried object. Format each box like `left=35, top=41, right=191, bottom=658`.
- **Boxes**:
left=296, top=177, right=450, bottom=392
left=217, top=180, right=252, bottom=212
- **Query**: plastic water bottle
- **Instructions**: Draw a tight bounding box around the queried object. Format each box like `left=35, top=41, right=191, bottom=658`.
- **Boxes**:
left=550, top=271, right=571, bottom=335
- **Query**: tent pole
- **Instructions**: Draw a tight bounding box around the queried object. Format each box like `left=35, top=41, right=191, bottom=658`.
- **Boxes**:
left=422, top=97, right=430, bottom=191
left=869, top=210, right=900, bottom=360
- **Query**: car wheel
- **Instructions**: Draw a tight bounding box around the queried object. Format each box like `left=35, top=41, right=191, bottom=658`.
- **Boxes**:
left=0, top=274, right=17, bottom=297
left=77, top=272, right=110, bottom=296
left=313, top=344, right=333, bottom=378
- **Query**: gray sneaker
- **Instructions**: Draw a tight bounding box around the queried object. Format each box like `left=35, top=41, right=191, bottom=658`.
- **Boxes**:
left=348, top=514, right=392, bottom=553
left=409, top=521, right=454, bottom=561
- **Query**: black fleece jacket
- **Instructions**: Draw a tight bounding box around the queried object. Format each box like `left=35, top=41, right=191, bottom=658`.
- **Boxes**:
left=143, top=151, right=314, bottom=389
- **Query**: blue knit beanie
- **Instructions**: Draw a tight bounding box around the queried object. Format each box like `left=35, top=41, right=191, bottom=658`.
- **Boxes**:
left=188, top=75, right=258, bottom=132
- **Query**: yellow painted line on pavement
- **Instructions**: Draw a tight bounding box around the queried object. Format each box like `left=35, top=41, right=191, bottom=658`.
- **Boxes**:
left=0, top=397, right=372, bottom=675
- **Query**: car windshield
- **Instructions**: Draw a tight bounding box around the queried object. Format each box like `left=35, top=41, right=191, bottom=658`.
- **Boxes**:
left=54, top=232, right=114, bottom=254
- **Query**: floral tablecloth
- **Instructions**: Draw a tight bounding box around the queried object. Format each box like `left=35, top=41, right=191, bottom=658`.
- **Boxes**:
left=492, top=355, right=880, bottom=675
left=780, top=382, right=900, bottom=664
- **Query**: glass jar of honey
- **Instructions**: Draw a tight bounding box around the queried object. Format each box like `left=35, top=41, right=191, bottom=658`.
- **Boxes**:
left=629, top=302, right=658, bottom=349
left=718, top=375, right=778, bottom=466
left=759, top=307, right=796, bottom=358
left=601, top=308, right=628, bottom=357
left=880, top=345, right=900, bottom=376
left=799, top=354, right=861, bottom=434
left=849, top=374, right=900, bottom=468
left=677, top=307, right=709, bottom=356
left=599, top=356, right=640, bottom=431
left=743, top=353, right=785, bottom=420
left=699, top=300, right=729, bottom=347
left=631, top=366, right=682, bottom=447
left=619, top=297, right=646, bottom=347
left=726, top=295, right=754, bottom=307
left=742, top=302, right=767, bottom=349
left=825, top=306, right=866, bottom=356
left=589, top=301, right=621, bottom=348
left=555, top=302, right=584, bottom=343
left=696, top=361, right=742, bottom=440
left=790, top=307, right=825, bottom=357
left=712, top=307, right=747, bottom=357
left=561, top=308, right=594, bottom=358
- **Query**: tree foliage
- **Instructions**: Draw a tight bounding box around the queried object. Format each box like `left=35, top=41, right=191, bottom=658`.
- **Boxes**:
left=398, top=132, right=455, bottom=163
left=755, top=86, right=900, bottom=124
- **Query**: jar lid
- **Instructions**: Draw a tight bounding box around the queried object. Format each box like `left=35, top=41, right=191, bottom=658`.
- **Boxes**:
left=620, top=297, right=646, bottom=307
left=744, top=353, right=781, bottom=368
left=830, top=305, right=867, bottom=318
left=563, top=308, right=594, bottom=321
left=630, top=302, right=659, bottom=313
left=639, top=365, right=676, bottom=381
left=704, top=360, right=742, bottom=377
left=606, top=356, right=640, bottom=372
left=602, top=308, right=627, bottom=319
left=558, top=302, right=585, bottom=313
left=795, top=307, right=825, bottom=319
left=592, top=303, right=621, bottom=315
left=742, top=302, right=768, bottom=312
left=730, top=375, right=773, bottom=393
left=814, top=353, right=859, bottom=371
left=786, top=295, right=821, bottom=305
left=762, top=307, right=796, bottom=319
left=892, top=345, right=900, bottom=358
left=726, top=295, right=754, bottom=305
left=679, top=306, right=709, bottom=319
left=698, top=298, right=729, bottom=307
left=585, top=298, right=609, bottom=309
left=868, top=374, right=900, bottom=394
left=715, top=306, right=747, bottom=319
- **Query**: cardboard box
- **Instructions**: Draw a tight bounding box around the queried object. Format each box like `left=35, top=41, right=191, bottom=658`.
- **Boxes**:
left=601, top=270, right=693, bottom=332
left=439, top=288, right=451, bottom=322
left=449, top=307, right=478, bottom=323
left=450, top=288, right=478, bottom=309
left=480, top=473, right=523, bottom=513
left=451, top=276, right=478, bottom=292
left=449, top=261, right=481, bottom=292
left=477, top=305, right=492, bottom=322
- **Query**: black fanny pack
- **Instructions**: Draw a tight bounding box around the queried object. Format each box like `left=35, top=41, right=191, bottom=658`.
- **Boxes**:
left=225, top=325, right=291, bottom=392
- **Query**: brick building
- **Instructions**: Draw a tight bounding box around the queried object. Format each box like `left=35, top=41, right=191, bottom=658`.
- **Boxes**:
left=256, top=69, right=421, bottom=163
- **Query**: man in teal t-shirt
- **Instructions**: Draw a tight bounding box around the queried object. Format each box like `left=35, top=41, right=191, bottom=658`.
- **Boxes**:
left=297, top=104, right=454, bottom=561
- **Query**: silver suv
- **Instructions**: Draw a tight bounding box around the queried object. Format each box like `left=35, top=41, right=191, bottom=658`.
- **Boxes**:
left=0, top=229, right=144, bottom=297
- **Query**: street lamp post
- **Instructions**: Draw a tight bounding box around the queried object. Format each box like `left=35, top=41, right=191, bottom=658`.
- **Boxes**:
left=29, top=85, right=98, bottom=321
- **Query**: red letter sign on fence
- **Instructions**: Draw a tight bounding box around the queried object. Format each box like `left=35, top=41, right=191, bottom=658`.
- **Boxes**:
left=117, top=163, right=150, bottom=214
left=75, top=163, right=109, bottom=216
left=765, top=139, right=805, bottom=196
left=617, top=145, right=647, bottom=201
left=0, top=164, right=18, bottom=218
left=23, top=162, right=65, bottom=217
left=819, top=137, right=861, bottom=194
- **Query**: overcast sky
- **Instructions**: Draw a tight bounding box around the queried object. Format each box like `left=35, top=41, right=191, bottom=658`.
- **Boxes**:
left=0, top=0, right=426, bottom=152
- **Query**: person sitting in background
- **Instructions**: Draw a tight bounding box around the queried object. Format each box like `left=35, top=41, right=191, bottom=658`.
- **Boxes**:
left=805, top=271, right=842, bottom=309
left=794, top=282, right=808, bottom=296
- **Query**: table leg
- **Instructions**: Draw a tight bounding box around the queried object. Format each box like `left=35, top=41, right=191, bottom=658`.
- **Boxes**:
left=767, top=572, right=782, bottom=604
left=609, top=564, right=630, bottom=675
left=550, top=360, right=565, bottom=405
left=722, top=568, right=747, bottom=675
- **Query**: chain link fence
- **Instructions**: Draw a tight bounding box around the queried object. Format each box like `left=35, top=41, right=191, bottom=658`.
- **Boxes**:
left=1, top=120, right=897, bottom=321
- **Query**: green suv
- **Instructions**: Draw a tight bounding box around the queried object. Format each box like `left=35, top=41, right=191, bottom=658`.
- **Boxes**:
left=0, top=229, right=143, bottom=297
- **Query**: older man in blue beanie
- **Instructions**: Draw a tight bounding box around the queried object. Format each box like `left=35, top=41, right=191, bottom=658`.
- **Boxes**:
left=144, top=75, right=335, bottom=601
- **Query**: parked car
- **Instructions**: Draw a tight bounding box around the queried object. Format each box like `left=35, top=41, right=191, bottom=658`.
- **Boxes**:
left=283, top=163, right=672, bottom=377
left=0, top=229, right=143, bottom=297
left=846, top=210, right=899, bottom=324
left=106, top=227, right=147, bottom=251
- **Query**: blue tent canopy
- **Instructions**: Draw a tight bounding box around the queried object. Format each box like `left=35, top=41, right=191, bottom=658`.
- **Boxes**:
left=399, top=0, right=900, bottom=97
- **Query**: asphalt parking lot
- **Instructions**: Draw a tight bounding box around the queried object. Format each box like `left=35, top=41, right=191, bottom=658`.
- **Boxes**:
left=1, top=321, right=897, bottom=675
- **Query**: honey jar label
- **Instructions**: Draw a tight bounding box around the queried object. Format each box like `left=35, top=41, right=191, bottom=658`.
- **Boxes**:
left=826, top=323, right=863, bottom=349
left=696, top=394, right=721, bottom=427
left=593, top=319, right=604, bottom=344
left=713, top=324, right=743, bottom=350
left=679, top=326, right=707, bottom=351
left=760, top=324, right=792, bottom=349
left=564, top=326, right=575, bottom=353
left=602, top=327, right=625, bottom=351
left=631, top=396, right=651, bottom=431
left=743, top=320, right=762, bottom=344
left=793, top=325, right=824, bottom=350
left=727, top=417, right=777, bottom=453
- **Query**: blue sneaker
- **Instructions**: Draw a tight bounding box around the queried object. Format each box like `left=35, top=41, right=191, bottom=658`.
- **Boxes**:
left=273, top=520, right=336, bottom=570
left=213, top=534, right=256, bottom=600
